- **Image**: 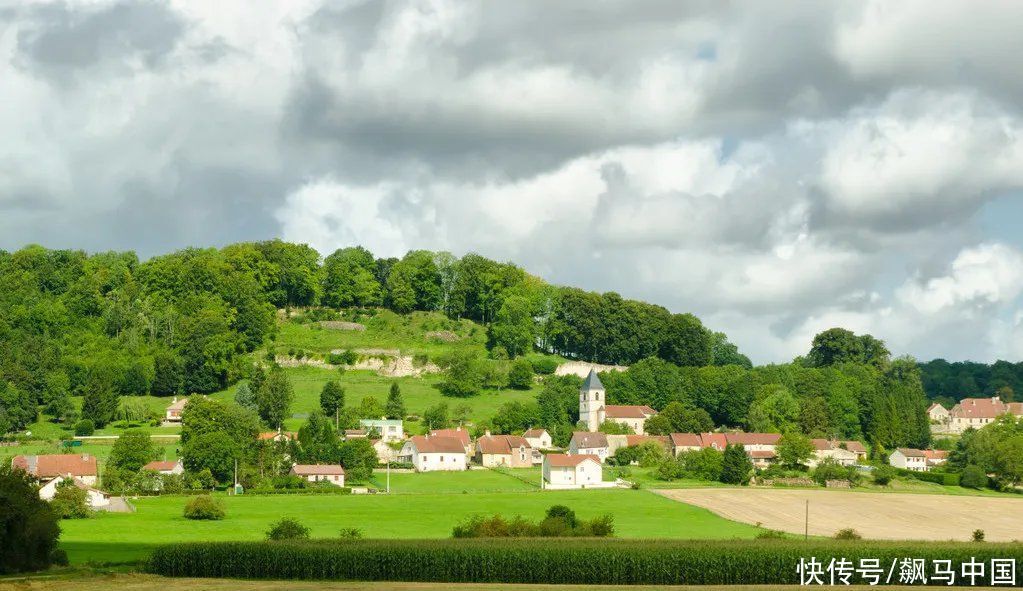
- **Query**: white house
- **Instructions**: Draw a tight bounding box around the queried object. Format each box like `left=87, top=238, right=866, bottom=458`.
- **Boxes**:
left=568, top=431, right=609, bottom=463
left=360, top=418, right=404, bottom=442
left=142, top=460, right=184, bottom=475
left=542, top=454, right=607, bottom=489
left=165, top=397, right=188, bottom=422
left=38, top=477, right=111, bottom=508
left=523, top=428, right=553, bottom=450
left=429, top=428, right=473, bottom=455
left=399, top=435, right=468, bottom=472
left=889, top=448, right=929, bottom=472
left=808, top=439, right=860, bottom=467
left=945, top=397, right=1023, bottom=434
left=290, top=464, right=346, bottom=486
left=12, top=454, right=99, bottom=486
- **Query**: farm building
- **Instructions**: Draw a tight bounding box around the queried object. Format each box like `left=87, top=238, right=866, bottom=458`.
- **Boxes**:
left=809, top=439, right=866, bottom=467
left=475, top=434, right=534, bottom=468
left=38, top=477, right=111, bottom=509
left=606, top=434, right=671, bottom=457
left=943, top=396, right=1023, bottom=434
left=12, top=453, right=98, bottom=486
left=258, top=430, right=298, bottom=443
left=523, top=428, right=553, bottom=450
left=399, top=435, right=468, bottom=472
left=290, top=464, right=346, bottom=486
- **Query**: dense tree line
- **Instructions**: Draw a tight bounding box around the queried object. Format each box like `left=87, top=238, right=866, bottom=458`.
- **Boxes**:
left=918, top=359, right=1023, bottom=405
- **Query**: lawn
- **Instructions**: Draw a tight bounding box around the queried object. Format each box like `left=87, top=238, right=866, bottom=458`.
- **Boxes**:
left=0, top=439, right=180, bottom=467
left=367, top=467, right=541, bottom=493
left=57, top=488, right=761, bottom=565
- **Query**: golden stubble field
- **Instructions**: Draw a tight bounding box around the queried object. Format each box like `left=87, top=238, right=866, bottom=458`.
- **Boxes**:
left=655, top=488, right=1023, bottom=542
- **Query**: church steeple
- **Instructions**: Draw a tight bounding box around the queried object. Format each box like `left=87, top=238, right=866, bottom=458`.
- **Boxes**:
left=579, top=369, right=605, bottom=432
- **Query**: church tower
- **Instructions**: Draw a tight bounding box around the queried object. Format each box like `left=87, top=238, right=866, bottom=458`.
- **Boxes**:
left=579, top=369, right=605, bottom=432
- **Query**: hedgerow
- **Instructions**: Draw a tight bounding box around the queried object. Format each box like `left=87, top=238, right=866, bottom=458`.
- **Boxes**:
left=148, top=539, right=1023, bottom=585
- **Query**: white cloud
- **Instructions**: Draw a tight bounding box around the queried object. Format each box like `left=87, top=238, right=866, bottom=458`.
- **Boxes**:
left=897, top=243, right=1023, bottom=315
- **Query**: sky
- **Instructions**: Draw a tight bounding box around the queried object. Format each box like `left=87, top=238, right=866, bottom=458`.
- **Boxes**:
left=2, top=0, right=1023, bottom=364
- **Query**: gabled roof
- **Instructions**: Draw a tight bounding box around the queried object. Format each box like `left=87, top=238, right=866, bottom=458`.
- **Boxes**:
left=477, top=435, right=531, bottom=455
left=410, top=435, right=467, bottom=454
left=523, top=428, right=549, bottom=438
left=923, top=449, right=948, bottom=461
left=700, top=432, right=728, bottom=450
left=748, top=450, right=776, bottom=459
left=429, top=428, right=471, bottom=447
left=927, top=402, right=946, bottom=412
left=604, top=405, right=657, bottom=419
left=545, top=453, right=601, bottom=467
left=143, top=460, right=181, bottom=472
left=950, top=397, right=1012, bottom=419
left=12, top=454, right=98, bottom=479
left=670, top=433, right=703, bottom=447
left=570, top=431, right=608, bottom=449
left=167, top=398, right=188, bottom=411
left=291, top=464, right=345, bottom=475
left=582, top=369, right=603, bottom=390
left=896, top=448, right=927, bottom=458
left=724, top=433, right=781, bottom=446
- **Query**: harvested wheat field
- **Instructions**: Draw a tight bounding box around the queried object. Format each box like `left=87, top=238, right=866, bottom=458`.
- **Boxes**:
left=656, top=488, right=1023, bottom=542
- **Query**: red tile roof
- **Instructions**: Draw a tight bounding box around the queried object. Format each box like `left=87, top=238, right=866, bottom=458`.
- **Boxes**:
left=724, top=432, right=781, bottom=446
left=142, top=460, right=180, bottom=472
left=748, top=450, right=777, bottom=459
left=545, top=454, right=601, bottom=467
left=950, top=397, right=1016, bottom=419
left=897, top=448, right=927, bottom=458
left=12, top=454, right=98, bottom=479
left=670, top=433, right=704, bottom=448
left=291, top=464, right=345, bottom=476
left=258, top=431, right=298, bottom=441
left=411, top=435, right=467, bottom=454
left=429, top=428, right=471, bottom=447
left=477, top=435, right=531, bottom=455
left=604, top=405, right=657, bottom=419
left=700, top=432, right=728, bottom=450
left=923, top=449, right=949, bottom=461
left=522, top=428, right=548, bottom=438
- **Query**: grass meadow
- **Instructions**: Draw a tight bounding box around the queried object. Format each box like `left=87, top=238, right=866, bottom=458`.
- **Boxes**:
left=57, top=484, right=762, bottom=565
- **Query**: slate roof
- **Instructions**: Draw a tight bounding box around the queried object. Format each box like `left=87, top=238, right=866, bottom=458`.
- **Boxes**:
left=582, top=369, right=604, bottom=390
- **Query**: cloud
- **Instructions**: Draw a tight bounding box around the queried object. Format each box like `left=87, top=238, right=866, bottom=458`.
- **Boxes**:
left=4, top=0, right=1023, bottom=363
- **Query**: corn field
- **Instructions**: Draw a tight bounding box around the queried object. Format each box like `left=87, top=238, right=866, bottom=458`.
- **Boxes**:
left=148, top=539, right=1023, bottom=585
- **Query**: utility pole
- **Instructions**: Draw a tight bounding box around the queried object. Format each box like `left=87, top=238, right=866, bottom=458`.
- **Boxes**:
left=804, top=499, right=809, bottom=540
left=386, top=457, right=390, bottom=494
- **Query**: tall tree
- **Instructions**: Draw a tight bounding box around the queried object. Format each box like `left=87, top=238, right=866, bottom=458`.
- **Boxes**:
left=719, top=444, right=753, bottom=485
left=320, top=381, right=345, bottom=428
left=109, top=429, right=156, bottom=472
left=385, top=382, right=405, bottom=420
left=257, top=369, right=294, bottom=429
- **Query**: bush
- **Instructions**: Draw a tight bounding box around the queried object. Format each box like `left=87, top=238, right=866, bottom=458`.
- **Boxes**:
left=755, top=529, right=786, bottom=540
left=267, top=518, right=310, bottom=541
left=811, top=458, right=856, bottom=486
left=872, top=465, right=896, bottom=486
left=973, top=529, right=985, bottom=542
left=960, top=465, right=989, bottom=489
left=834, top=528, right=862, bottom=540
left=452, top=506, right=612, bottom=538
left=529, top=357, right=559, bottom=375
left=507, top=359, right=534, bottom=390
left=148, top=539, right=1023, bottom=584
left=0, top=465, right=61, bottom=573
left=74, top=419, right=95, bottom=436
left=339, top=528, right=363, bottom=540
left=183, top=495, right=225, bottom=520
left=50, top=479, right=91, bottom=519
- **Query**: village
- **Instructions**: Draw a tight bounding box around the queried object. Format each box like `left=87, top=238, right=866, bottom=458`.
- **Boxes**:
left=15, top=369, right=1017, bottom=512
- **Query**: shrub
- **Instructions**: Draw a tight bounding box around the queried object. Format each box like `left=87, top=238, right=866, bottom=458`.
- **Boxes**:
left=960, top=465, right=989, bottom=489
left=755, top=529, right=786, bottom=540
left=339, top=528, right=363, bottom=540
left=0, top=465, right=61, bottom=573
left=811, top=458, right=855, bottom=486
left=507, top=359, right=534, bottom=390
left=74, top=419, right=95, bottom=436
left=834, top=528, right=862, bottom=540
left=148, top=539, right=1023, bottom=584
left=50, top=479, right=91, bottom=519
left=529, top=357, right=559, bottom=375
left=452, top=506, right=612, bottom=538
left=973, top=529, right=985, bottom=542
left=872, top=465, right=896, bottom=486
left=267, top=518, right=310, bottom=541
left=183, top=495, right=225, bottom=520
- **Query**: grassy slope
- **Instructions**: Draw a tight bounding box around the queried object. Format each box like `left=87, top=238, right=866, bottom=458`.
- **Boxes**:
left=0, top=440, right=180, bottom=468
left=58, top=486, right=761, bottom=564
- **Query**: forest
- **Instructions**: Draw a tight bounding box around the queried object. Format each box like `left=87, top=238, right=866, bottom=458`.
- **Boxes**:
left=0, top=242, right=930, bottom=453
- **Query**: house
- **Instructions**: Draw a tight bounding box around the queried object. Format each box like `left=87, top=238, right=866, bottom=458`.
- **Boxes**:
left=606, top=434, right=671, bottom=458
left=360, top=418, right=404, bottom=442
left=928, top=402, right=950, bottom=426
left=698, top=432, right=728, bottom=451
left=723, top=433, right=781, bottom=467
left=890, top=448, right=929, bottom=472
left=165, top=397, right=188, bottom=422
left=398, top=435, right=468, bottom=472
left=12, top=454, right=99, bottom=486
left=429, top=427, right=473, bottom=455
left=946, top=396, right=1023, bottom=434
left=290, top=464, right=346, bottom=486
left=523, top=428, right=553, bottom=450
left=142, top=460, right=184, bottom=475
left=38, top=477, right=111, bottom=508
left=344, top=429, right=368, bottom=439
left=475, top=434, right=533, bottom=468
left=809, top=439, right=861, bottom=467
left=578, top=369, right=658, bottom=434
left=258, top=430, right=298, bottom=443
left=924, top=449, right=949, bottom=468
left=670, top=433, right=704, bottom=456
left=568, top=431, right=609, bottom=462
left=542, top=454, right=605, bottom=489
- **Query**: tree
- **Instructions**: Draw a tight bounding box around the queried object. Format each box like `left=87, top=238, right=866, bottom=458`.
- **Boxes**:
left=80, top=367, right=119, bottom=428
left=321, top=246, right=382, bottom=308
left=257, top=368, right=294, bottom=429
left=423, top=403, right=449, bottom=430
left=746, top=385, right=799, bottom=433
left=777, top=432, right=815, bottom=468
left=385, top=382, right=405, bottom=420
left=183, top=495, right=225, bottom=520
left=488, top=295, right=536, bottom=358
left=710, top=332, right=752, bottom=368
left=385, top=250, right=442, bottom=312
left=180, top=396, right=261, bottom=445
left=719, top=444, right=753, bottom=484
left=50, top=479, right=91, bottom=519
left=993, top=435, right=1023, bottom=486
left=657, top=402, right=714, bottom=433
left=151, top=350, right=184, bottom=396
left=491, top=401, right=540, bottom=435
left=320, top=381, right=345, bottom=426
left=0, top=383, right=35, bottom=434
left=108, top=429, right=156, bottom=472
left=357, top=396, right=384, bottom=419
left=436, top=349, right=485, bottom=398
left=798, top=396, right=831, bottom=437
left=266, top=517, right=310, bottom=541
left=659, top=313, right=713, bottom=367
left=507, top=358, right=534, bottom=390
left=181, top=431, right=239, bottom=484
left=807, top=328, right=890, bottom=369
left=960, top=465, right=988, bottom=489
left=297, top=410, right=340, bottom=464
left=338, top=438, right=378, bottom=482
left=643, top=414, right=673, bottom=436
left=0, top=465, right=61, bottom=573
left=234, top=382, right=257, bottom=412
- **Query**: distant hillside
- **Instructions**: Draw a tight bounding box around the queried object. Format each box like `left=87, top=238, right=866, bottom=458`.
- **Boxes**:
left=918, top=359, right=1023, bottom=405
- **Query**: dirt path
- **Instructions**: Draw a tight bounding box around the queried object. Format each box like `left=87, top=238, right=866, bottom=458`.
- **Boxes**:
left=655, top=488, right=1023, bottom=542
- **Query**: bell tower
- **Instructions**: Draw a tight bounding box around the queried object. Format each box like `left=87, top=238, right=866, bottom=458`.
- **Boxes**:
left=579, top=369, right=605, bottom=432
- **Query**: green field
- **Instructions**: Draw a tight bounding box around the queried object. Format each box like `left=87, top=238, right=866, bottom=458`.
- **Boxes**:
left=0, top=439, right=180, bottom=468
left=57, top=487, right=761, bottom=565
left=367, top=468, right=543, bottom=493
